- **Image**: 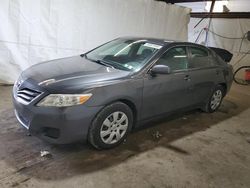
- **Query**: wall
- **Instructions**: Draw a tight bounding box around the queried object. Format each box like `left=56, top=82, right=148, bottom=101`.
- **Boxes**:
left=179, top=0, right=250, bottom=80
left=189, top=18, right=250, bottom=80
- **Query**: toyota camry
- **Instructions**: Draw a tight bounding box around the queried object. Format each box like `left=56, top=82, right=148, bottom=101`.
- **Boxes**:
left=13, top=37, right=233, bottom=149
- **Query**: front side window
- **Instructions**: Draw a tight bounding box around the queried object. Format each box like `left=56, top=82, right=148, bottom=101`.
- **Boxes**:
left=189, top=47, right=210, bottom=68
left=156, top=47, right=188, bottom=72
left=86, top=39, right=162, bottom=72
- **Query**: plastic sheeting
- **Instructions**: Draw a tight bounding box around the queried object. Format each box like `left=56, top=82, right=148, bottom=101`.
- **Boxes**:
left=0, top=0, right=190, bottom=84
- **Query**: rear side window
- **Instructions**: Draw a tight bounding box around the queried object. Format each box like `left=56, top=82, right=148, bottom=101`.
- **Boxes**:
left=189, top=47, right=210, bottom=68
left=156, top=47, right=188, bottom=72
left=190, top=47, right=208, bottom=57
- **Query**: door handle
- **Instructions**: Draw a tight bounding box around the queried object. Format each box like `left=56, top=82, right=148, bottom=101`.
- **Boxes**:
left=184, top=75, right=191, bottom=81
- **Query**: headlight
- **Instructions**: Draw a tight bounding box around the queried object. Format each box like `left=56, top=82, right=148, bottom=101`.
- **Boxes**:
left=37, top=94, right=92, bottom=107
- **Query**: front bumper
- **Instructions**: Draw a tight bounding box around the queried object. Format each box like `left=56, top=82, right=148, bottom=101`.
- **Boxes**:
left=12, top=85, right=103, bottom=144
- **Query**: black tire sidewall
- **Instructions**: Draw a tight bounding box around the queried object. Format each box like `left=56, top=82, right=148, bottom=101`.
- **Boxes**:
left=88, top=102, right=133, bottom=149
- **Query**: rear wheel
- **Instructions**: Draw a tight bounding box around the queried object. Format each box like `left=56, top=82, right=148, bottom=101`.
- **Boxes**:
left=203, top=85, right=225, bottom=113
left=88, top=102, right=133, bottom=149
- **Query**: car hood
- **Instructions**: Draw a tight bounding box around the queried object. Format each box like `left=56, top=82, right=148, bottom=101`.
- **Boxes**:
left=21, top=55, right=131, bottom=93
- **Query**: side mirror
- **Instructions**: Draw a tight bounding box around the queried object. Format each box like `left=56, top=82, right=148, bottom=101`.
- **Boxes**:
left=150, top=65, right=171, bottom=75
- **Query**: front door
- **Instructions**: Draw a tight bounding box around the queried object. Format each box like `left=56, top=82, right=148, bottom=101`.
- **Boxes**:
left=142, top=46, right=193, bottom=120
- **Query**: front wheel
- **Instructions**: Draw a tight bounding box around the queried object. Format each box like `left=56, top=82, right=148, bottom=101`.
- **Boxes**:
left=88, top=102, right=133, bottom=149
left=203, top=85, right=225, bottom=113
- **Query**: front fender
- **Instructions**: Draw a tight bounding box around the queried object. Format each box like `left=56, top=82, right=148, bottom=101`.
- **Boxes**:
left=86, top=78, right=144, bottom=120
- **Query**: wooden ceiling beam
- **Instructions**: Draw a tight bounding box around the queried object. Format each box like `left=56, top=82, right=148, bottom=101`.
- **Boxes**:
left=156, top=0, right=222, bottom=3
left=191, top=12, right=250, bottom=18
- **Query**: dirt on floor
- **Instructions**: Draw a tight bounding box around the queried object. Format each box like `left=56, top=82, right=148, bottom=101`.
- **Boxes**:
left=0, top=83, right=250, bottom=188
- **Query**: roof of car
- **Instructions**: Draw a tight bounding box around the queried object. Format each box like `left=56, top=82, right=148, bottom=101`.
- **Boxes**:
left=119, top=36, right=175, bottom=45
left=119, top=37, right=207, bottom=48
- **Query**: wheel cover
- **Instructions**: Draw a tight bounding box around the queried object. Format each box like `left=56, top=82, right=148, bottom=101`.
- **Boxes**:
left=210, top=90, right=222, bottom=110
left=100, top=111, right=128, bottom=144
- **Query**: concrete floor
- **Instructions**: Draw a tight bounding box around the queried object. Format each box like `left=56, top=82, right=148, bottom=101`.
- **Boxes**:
left=0, top=84, right=250, bottom=188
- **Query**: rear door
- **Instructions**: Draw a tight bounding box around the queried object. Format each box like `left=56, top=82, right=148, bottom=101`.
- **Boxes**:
left=187, top=46, right=221, bottom=105
left=141, top=46, right=193, bottom=119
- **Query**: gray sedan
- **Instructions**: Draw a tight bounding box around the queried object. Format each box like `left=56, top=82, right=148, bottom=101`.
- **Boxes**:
left=13, top=37, right=233, bottom=149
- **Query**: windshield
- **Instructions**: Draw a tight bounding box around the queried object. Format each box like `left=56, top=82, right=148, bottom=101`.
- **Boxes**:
left=86, top=39, right=162, bottom=72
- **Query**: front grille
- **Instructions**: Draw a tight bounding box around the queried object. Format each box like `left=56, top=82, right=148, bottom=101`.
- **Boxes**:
left=17, top=88, right=42, bottom=103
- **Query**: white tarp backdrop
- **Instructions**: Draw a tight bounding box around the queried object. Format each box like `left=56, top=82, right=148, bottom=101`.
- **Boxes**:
left=0, top=0, right=190, bottom=84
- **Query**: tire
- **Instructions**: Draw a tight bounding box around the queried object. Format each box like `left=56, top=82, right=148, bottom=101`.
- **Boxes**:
left=203, top=85, right=225, bottom=113
left=88, top=102, right=133, bottom=149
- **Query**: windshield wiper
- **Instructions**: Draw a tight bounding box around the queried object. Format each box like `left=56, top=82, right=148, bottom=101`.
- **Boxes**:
left=83, top=54, right=114, bottom=69
left=94, top=59, right=114, bottom=69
